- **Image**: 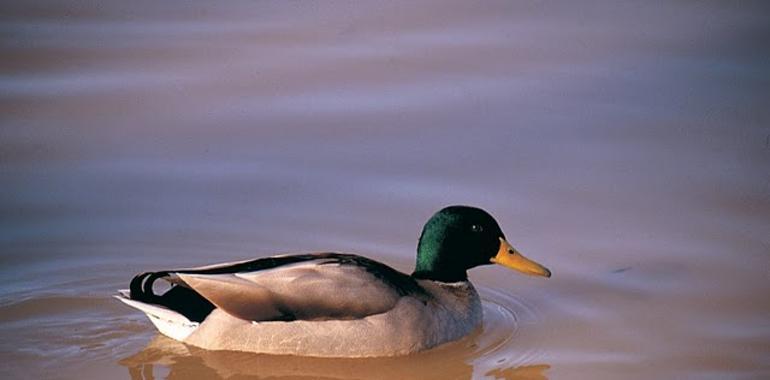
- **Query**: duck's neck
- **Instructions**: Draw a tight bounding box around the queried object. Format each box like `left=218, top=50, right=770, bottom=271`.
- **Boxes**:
left=412, top=242, right=469, bottom=282
left=411, top=268, right=468, bottom=282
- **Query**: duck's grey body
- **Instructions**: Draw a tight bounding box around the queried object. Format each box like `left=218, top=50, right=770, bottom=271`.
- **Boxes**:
left=116, top=253, right=482, bottom=357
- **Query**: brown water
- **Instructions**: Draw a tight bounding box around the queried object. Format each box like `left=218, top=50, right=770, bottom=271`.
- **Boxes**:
left=2, top=1, right=769, bottom=379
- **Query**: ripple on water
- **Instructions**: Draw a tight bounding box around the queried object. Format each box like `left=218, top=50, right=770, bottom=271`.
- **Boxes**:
left=473, top=286, right=546, bottom=370
left=0, top=294, right=152, bottom=365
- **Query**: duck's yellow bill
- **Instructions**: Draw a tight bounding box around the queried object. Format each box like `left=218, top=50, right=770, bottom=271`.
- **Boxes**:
left=491, top=237, right=551, bottom=278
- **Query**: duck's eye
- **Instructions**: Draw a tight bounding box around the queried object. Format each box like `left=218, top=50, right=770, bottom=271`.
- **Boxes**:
left=470, top=224, right=483, bottom=233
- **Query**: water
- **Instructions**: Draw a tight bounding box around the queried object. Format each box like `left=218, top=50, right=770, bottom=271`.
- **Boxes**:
left=2, top=1, right=769, bottom=379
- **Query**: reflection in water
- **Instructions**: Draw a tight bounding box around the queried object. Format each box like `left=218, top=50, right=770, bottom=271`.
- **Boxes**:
left=119, top=335, right=549, bottom=380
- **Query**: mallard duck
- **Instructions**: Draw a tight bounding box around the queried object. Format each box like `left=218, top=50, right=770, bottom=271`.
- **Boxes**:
left=116, top=205, right=551, bottom=357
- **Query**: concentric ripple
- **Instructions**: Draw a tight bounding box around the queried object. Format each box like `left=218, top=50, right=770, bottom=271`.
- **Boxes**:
left=471, top=286, right=547, bottom=369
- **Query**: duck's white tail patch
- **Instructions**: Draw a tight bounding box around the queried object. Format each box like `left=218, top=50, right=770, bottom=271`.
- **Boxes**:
left=114, top=290, right=199, bottom=341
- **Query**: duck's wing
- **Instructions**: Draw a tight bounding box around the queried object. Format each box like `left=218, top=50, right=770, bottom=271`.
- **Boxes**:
left=129, top=253, right=426, bottom=322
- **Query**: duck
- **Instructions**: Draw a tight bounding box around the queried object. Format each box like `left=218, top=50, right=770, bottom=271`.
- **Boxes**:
left=116, top=205, right=551, bottom=357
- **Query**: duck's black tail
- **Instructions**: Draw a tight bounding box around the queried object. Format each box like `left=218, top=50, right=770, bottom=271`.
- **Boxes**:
left=128, top=271, right=215, bottom=322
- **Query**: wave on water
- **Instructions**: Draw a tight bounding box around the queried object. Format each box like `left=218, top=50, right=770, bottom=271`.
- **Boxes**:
left=473, top=286, right=548, bottom=375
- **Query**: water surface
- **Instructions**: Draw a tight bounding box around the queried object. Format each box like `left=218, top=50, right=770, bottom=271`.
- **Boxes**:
left=1, top=1, right=769, bottom=379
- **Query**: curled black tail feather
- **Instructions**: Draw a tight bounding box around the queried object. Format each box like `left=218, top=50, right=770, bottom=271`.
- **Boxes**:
left=129, top=272, right=153, bottom=301
left=128, top=271, right=214, bottom=323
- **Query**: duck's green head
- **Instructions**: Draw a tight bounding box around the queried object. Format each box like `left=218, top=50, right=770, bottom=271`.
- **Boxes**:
left=412, top=205, right=551, bottom=282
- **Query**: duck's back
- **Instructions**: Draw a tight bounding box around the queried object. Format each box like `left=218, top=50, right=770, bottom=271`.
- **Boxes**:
left=128, top=253, right=423, bottom=322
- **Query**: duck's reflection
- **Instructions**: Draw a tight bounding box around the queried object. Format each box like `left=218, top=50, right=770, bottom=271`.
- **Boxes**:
left=119, top=335, right=549, bottom=380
